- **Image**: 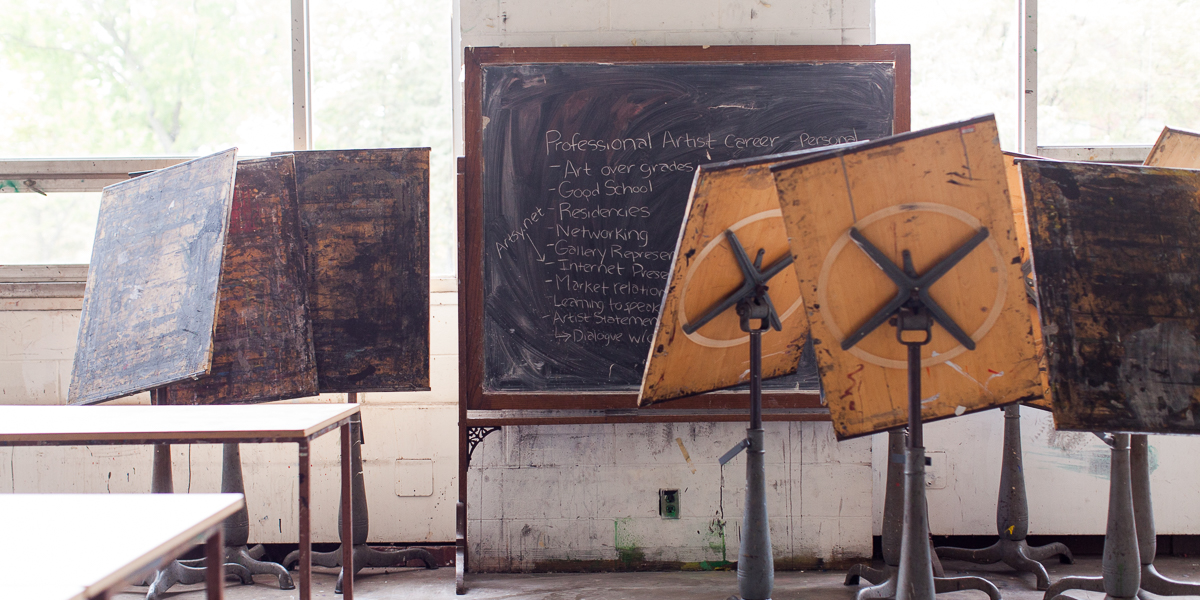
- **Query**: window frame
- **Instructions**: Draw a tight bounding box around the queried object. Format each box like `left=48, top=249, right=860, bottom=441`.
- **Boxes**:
left=1020, top=0, right=1152, bottom=163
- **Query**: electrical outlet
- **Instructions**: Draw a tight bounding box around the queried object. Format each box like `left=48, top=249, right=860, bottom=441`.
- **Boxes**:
left=924, top=450, right=947, bottom=489
left=659, top=489, right=680, bottom=519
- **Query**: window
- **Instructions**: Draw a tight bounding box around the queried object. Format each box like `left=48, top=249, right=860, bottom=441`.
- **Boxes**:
left=878, top=0, right=1200, bottom=159
left=0, top=0, right=455, bottom=273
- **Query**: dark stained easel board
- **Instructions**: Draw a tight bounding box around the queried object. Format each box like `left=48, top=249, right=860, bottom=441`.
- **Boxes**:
left=162, top=155, right=319, bottom=405
left=638, top=152, right=815, bottom=406
left=69, top=149, right=239, bottom=405
left=1023, top=160, right=1200, bottom=434
left=772, top=116, right=1042, bottom=440
left=284, top=149, right=431, bottom=393
left=1145, top=127, right=1200, bottom=168
left=462, top=45, right=909, bottom=412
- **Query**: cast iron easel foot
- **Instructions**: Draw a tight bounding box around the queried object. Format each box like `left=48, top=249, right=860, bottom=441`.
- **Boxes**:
left=1131, top=435, right=1200, bottom=597
left=144, top=442, right=286, bottom=599
left=1140, top=564, right=1200, bottom=596
left=936, top=538, right=1071, bottom=591
left=936, top=405, right=1073, bottom=590
left=145, top=558, right=253, bottom=600
left=282, top=409, right=436, bottom=594
left=848, top=564, right=1002, bottom=600
left=178, top=545, right=295, bottom=590
left=285, top=545, right=438, bottom=594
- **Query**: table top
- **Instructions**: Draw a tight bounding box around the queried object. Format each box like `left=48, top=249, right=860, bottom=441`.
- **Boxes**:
left=0, top=403, right=359, bottom=444
left=0, top=493, right=244, bottom=600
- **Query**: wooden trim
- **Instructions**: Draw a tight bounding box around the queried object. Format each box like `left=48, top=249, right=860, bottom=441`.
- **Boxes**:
left=472, top=390, right=823, bottom=411
left=465, top=411, right=829, bottom=427
left=461, top=45, right=912, bottom=415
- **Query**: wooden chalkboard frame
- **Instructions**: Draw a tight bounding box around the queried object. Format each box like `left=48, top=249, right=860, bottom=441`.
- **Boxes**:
left=460, top=45, right=910, bottom=416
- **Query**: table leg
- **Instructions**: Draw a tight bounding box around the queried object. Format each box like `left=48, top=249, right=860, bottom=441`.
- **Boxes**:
left=341, top=422, right=355, bottom=600
left=299, top=439, right=311, bottom=600
left=205, top=526, right=225, bottom=600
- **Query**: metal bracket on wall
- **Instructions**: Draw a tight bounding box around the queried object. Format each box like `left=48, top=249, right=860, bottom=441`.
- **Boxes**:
left=466, top=426, right=501, bottom=467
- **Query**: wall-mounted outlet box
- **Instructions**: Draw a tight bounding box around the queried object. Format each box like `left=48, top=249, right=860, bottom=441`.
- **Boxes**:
left=659, top=489, right=679, bottom=519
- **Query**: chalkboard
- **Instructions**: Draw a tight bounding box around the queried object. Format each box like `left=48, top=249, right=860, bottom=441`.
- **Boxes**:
left=462, top=46, right=909, bottom=411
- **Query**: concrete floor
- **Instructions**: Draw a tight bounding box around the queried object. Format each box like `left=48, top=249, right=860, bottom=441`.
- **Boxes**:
left=114, top=556, right=1200, bottom=600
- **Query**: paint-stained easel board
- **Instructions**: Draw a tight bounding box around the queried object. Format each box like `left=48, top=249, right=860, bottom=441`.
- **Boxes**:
left=1145, top=127, right=1200, bottom=169
left=69, top=149, right=239, bottom=405
left=1002, top=152, right=1053, bottom=412
left=287, top=149, right=431, bottom=393
left=639, top=154, right=812, bottom=406
left=162, top=155, right=318, bottom=405
left=771, top=116, right=1042, bottom=439
left=1022, top=160, right=1200, bottom=434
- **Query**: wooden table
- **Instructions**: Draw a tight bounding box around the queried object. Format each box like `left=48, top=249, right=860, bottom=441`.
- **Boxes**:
left=0, top=493, right=243, bottom=600
left=0, top=403, right=359, bottom=600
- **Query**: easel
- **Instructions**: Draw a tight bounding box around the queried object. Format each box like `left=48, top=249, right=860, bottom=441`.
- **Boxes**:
left=836, top=226, right=1000, bottom=600
left=845, top=429, right=1000, bottom=600
left=284, top=393, right=437, bottom=594
left=934, top=404, right=1073, bottom=590
left=145, top=442, right=294, bottom=598
left=684, top=229, right=793, bottom=600
left=1017, top=158, right=1200, bottom=600
left=1043, top=433, right=1200, bottom=600
left=933, top=151, right=1075, bottom=591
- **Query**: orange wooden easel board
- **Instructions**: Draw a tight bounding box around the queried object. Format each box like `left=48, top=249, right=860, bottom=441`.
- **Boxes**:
left=772, top=116, right=1042, bottom=439
left=639, top=156, right=810, bottom=405
left=1002, top=151, right=1053, bottom=411
left=1145, top=126, right=1200, bottom=168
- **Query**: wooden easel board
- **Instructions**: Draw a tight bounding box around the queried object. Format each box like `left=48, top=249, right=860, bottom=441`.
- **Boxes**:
left=772, top=116, right=1042, bottom=439
left=638, top=153, right=815, bottom=406
left=288, top=149, right=431, bottom=393
left=1022, top=160, right=1200, bottom=434
left=162, top=155, right=318, bottom=405
left=463, top=45, right=909, bottom=411
left=1002, top=152, right=1053, bottom=411
left=69, top=149, right=238, bottom=405
left=1145, top=127, right=1200, bottom=168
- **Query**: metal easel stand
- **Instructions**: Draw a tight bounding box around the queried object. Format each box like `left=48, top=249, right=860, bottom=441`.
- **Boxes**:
left=1132, top=434, right=1200, bottom=596
left=838, top=226, right=1001, bottom=600
left=284, top=410, right=437, bottom=594
left=845, top=429, right=1000, bottom=600
left=143, top=443, right=256, bottom=600
left=175, top=445, right=297, bottom=585
left=935, top=404, right=1073, bottom=590
left=1043, top=433, right=1140, bottom=600
left=688, top=229, right=794, bottom=600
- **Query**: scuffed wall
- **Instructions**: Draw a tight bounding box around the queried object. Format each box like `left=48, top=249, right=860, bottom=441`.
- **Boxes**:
left=467, top=421, right=873, bottom=571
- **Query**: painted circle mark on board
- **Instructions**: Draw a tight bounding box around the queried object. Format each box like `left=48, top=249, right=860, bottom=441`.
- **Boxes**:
left=679, top=209, right=804, bottom=348
left=816, top=202, right=1008, bottom=369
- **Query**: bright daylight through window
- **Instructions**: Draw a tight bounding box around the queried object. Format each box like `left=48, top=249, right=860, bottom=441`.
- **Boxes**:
left=0, top=0, right=454, bottom=273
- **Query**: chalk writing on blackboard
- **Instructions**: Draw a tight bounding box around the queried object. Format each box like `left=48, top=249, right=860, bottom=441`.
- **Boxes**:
left=480, top=61, right=896, bottom=393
